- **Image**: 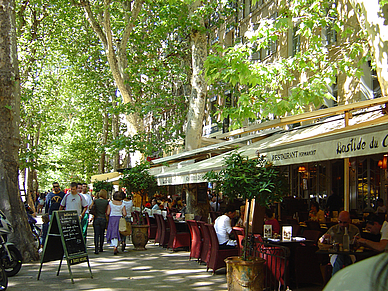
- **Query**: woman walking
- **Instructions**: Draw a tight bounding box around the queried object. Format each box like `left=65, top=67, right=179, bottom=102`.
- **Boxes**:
left=90, top=189, right=109, bottom=254
left=106, top=191, right=127, bottom=255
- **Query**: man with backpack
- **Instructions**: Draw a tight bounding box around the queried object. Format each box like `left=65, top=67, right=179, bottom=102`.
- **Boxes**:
left=45, top=182, right=65, bottom=219
left=59, top=182, right=88, bottom=221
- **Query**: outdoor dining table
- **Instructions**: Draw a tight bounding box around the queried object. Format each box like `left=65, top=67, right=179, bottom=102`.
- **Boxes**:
left=316, top=247, right=380, bottom=262
left=261, top=237, right=322, bottom=287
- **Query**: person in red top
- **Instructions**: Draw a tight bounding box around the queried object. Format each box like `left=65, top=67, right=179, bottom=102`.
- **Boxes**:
left=264, top=208, right=280, bottom=234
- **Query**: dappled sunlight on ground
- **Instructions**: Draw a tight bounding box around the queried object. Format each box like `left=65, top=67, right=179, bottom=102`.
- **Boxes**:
left=8, top=227, right=228, bottom=290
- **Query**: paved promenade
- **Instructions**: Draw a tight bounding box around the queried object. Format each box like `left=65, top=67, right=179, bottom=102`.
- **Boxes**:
left=9, top=218, right=323, bottom=291
left=9, top=227, right=227, bottom=291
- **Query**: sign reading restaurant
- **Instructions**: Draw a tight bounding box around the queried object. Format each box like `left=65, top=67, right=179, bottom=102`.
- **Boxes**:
left=265, top=128, right=388, bottom=166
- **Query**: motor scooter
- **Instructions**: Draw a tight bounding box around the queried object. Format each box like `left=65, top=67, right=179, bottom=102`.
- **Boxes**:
left=0, top=210, right=22, bottom=280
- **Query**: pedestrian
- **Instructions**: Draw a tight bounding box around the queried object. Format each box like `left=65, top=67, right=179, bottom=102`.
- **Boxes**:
left=89, top=189, right=109, bottom=254
left=39, top=213, right=50, bottom=252
left=45, top=182, right=65, bottom=219
left=121, top=193, right=133, bottom=251
left=80, top=183, right=93, bottom=242
left=106, top=191, right=127, bottom=255
left=59, top=182, right=88, bottom=220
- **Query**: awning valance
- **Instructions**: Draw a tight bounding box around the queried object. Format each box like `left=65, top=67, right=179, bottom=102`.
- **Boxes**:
left=90, top=172, right=122, bottom=183
left=155, top=110, right=388, bottom=186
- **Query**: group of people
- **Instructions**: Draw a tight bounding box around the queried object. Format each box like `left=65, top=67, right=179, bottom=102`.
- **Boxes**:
left=41, top=181, right=134, bottom=255
left=319, top=211, right=388, bottom=275
left=320, top=210, right=388, bottom=291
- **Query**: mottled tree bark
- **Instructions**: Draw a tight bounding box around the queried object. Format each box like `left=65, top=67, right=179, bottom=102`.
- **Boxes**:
left=98, top=111, right=110, bottom=173
left=185, top=0, right=207, bottom=151
left=185, top=1, right=208, bottom=216
left=79, top=0, right=145, bottom=137
left=0, top=0, right=39, bottom=261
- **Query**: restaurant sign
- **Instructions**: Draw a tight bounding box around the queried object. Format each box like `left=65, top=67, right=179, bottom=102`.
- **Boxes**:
left=264, top=128, right=388, bottom=166
left=157, top=172, right=207, bottom=186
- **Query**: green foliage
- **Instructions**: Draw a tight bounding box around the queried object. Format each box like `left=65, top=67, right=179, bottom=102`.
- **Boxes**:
left=93, top=180, right=114, bottom=194
left=204, top=152, right=288, bottom=208
left=204, top=152, right=288, bottom=261
left=119, top=162, right=157, bottom=198
left=204, top=0, right=369, bottom=130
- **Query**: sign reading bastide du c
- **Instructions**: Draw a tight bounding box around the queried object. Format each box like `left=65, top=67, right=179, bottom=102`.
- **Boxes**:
left=265, top=129, right=388, bottom=166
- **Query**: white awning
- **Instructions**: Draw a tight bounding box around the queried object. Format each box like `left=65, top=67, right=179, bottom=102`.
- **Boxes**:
left=155, top=110, right=388, bottom=186
left=90, top=172, right=122, bottom=183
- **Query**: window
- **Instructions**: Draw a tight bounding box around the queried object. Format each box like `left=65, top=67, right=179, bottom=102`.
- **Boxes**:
left=371, top=67, right=382, bottom=99
left=261, top=13, right=277, bottom=59
left=292, top=25, right=300, bottom=56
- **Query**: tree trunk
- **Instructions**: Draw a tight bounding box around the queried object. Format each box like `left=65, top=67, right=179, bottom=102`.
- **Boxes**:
left=27, top=168, right=36, bottom=213
left=80, top=0, right=145, bottom=141
left=185, top=183, right=209, bottom=221
left=0, top=0, right=39, bottom=261
left=112, top=100, right=120, bottom=170
left=349, top=0, right=388, bottom=96
left=185, top=1, right=208, bottom=151
left=99, top=111, right=110, bottom=173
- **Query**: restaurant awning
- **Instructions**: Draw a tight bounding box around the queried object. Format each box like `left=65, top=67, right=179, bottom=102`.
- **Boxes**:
left=151, top=128, right=281, bottom=165
left=155, top=109, right=388, bottom=186
left=240, top=110, right=388, bottom=166
left=90, top=172, right=122, bottom=184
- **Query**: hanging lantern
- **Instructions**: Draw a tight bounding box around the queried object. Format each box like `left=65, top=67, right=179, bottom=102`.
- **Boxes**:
left=383, top=155, right=388, bottom=170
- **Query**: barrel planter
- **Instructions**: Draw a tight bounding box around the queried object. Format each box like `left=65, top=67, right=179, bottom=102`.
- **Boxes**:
left=131, top=224, right=149, bottom=251
left=225, top=256, right=265, bottom=291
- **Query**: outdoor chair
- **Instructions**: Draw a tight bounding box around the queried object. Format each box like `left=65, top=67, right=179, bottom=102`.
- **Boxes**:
left=205, top=223, right=239, bottom=274
left=153, top=213, right=162, bottom=244
left=145, top=212, right=157, bottom=240
left=305, top=220, right=322, bottom=231
left=232, top=227, right=245, bottom=256
left=158, top=214, right=170, bottom=247
left=131, top=211, right=139, bottom=224
left=254, top=239, right=289, bottom=290
left=167, top=214, right=190, bottom=251
left=132, top=211, right=141, bottom=224
left=186, top=220, right=202, bottom=261
left=197, top=221, right=210, bottom=264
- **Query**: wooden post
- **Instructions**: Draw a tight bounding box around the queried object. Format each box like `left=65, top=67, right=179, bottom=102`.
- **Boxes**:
left=344, top=111, right=350, bottom=211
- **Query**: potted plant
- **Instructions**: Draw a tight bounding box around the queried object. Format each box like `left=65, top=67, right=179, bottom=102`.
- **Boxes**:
left=119, top=162, right=157, bottom=250
left=204, top=152, right=288, bottom=290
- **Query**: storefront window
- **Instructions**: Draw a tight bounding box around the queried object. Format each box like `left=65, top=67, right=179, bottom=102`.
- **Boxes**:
left=357, top=157, right=381, bottom=211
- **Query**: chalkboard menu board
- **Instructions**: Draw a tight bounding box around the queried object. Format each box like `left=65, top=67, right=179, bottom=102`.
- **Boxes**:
left=58, top=211, right=86, bottom=258
left=38, top=210, right=92, bottom=283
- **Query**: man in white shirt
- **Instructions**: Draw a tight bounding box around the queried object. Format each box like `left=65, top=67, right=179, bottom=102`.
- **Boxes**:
left=214, top=205, right=237, bottom=249
left=59, top=182, right=88, bottom=220
left=80, top=183, right=92, bottom=241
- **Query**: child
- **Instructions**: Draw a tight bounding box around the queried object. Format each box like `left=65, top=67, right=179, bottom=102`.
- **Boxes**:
left=40, top=214, right=50, bottom=251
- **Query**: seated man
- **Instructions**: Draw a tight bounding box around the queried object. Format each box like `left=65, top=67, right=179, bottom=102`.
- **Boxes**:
left=319, top=211, right=359, bottom=275
left=214, top=204, right=237, bottom=249
left=356, top=213, right=388, bottom=252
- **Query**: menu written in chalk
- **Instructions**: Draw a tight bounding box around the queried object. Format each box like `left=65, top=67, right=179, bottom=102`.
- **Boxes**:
left=58, top=211, right=86, bottom=257
left=38, top=210, right=93, bottom=283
